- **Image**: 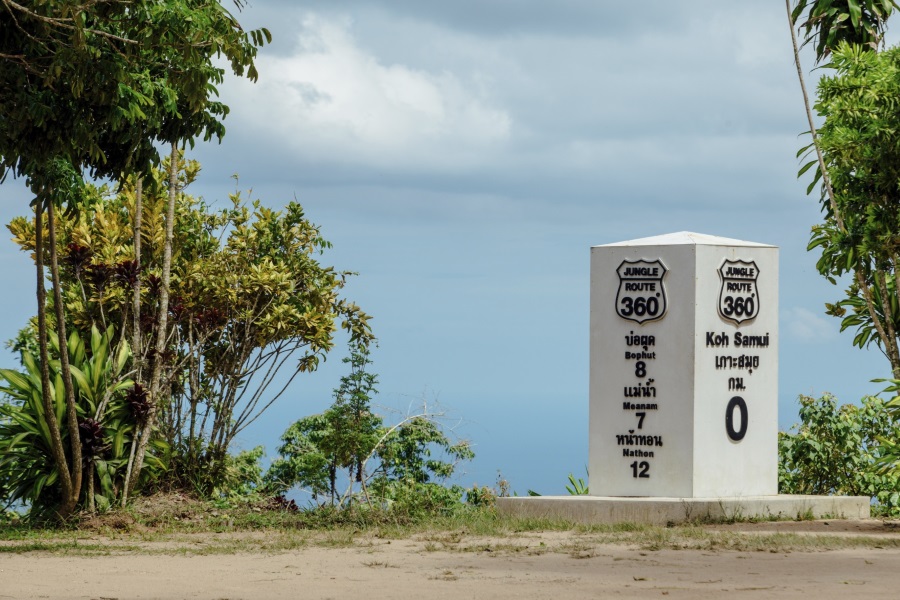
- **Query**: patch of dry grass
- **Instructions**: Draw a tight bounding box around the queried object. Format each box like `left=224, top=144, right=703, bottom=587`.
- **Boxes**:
left=3, top=493, right=900, bottom=556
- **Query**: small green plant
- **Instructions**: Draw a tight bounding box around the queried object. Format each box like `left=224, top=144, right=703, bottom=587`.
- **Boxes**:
left=464, top=485, right=496, bottom=507
left=565, top=471, right=589, bottom=496
left=0, top=326, right=167, bottom=518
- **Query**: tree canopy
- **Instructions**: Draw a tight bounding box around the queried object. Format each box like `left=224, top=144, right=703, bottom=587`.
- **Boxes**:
left=802, top=44, right=900, bottom=376
left=8, top=161, right=373, bottom=492
left=792, top=0, right=899, bottom=63
left=0, top=0, right=270, bottom=183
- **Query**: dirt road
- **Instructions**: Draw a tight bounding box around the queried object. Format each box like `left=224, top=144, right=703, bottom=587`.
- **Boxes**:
left=1, top=523, right=899, bottom=599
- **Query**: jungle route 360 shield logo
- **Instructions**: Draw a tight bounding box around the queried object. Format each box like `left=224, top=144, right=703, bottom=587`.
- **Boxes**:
left=718, top=259, right=760, bottom=324
left=615, top=259, right=667, bottom=324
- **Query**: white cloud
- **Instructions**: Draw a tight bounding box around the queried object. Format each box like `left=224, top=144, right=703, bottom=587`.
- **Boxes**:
left=782, top=306, right=839, bottom=343
left=229, top=15, right=511, bottom=172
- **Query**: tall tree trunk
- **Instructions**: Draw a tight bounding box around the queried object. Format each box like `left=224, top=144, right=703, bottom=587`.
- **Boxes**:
left=34, top=199, right=74, bottom=517
left=125, top=145, right=178, bottom=498
left=132, top=177, right=144, bottom=381
left=122, top=177, right=144, bottom=505
left=785, top=0, right=841, bottom=229
left=87, top=460, right=95, bottom=514
left=47, top=199, right=83, bottom=511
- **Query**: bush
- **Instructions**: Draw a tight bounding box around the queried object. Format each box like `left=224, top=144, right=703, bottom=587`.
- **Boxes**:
left=779, top=393, right=900, bottom=516
left=0, top=326, right=167, bottom=518
left=267, top=346, right=475, bottom=515
left=211, top=446, right=269, bottom=505
left=464, top=484, right=497, bottom=507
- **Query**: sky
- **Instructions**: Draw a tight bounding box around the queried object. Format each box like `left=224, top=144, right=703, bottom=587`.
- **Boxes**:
left=0, top=1, right=891, bottom=496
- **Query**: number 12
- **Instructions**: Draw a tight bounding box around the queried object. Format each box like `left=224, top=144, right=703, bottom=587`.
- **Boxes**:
left=630, top=461, right=649, bottom=478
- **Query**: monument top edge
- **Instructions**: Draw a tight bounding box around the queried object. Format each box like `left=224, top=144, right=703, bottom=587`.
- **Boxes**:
left=593, top=231, right=777, bottom=249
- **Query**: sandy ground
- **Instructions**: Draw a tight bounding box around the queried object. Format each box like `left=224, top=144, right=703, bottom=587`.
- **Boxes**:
left=2, top=521, right=900, bottom=599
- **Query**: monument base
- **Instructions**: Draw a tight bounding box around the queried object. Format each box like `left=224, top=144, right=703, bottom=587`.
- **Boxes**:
left=496, top=495, right=870, bottom=525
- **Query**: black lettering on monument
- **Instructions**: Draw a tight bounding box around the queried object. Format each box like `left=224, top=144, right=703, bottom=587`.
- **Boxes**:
left=625, top=332, right=656, bottom=348
left=622, top=402, right=659, bottom=410
left=725, top=396, right=748, bottom=441
left=715, top=355, right=760, bottom=373
left=624, top=380, right=656, bottom=398
left=727, top=377, right=745, bottom=391
left=734, top=332, right=770, bottom=348
left=630, top=461, right=650, bottom=478
left=706, top=331, right=730, bottom=347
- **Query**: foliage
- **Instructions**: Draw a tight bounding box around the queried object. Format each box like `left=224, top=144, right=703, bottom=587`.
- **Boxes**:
left=327, top=346, right=382, bottom=486
left=212, top=446, right=269, bottom=504
left=267, top=349, right=474, bottom=513
left=372, top=417, right=475, bottom=488
left=0, top=326, right=167, bottom=517
left=0, top=0, right=268, bottom=519
left=0, top=0, right=269, bottom=182
left=464, top=484, right=497, bottom=507
left=876, top=379, right=900, bottom=473
left=792, top=0, right=899, bottom=63
left=7, top=162, right=372, bottom=494
left=565, top=472, right=589, bottom=496
left=800, top=43, right=900, bottom=378
left=266, top=413, right=335, bottom=502
left=373, top=481, right=468, bottom=517
left=778, top=393, right=900, bottom=515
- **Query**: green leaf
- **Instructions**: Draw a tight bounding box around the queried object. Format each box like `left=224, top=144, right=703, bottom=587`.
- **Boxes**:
left=792, top=1, right=807, bottom=24
left=0, top=368, right=31, bottom=394
left=806, top=167, right=823, bottom=194
left=798, top=159, right=818, bottom=178
left=69, top=366, right=92, bottom=404
left=114, top=339, right=131, bottom=376
left=848, top=0, right=862, bottom=27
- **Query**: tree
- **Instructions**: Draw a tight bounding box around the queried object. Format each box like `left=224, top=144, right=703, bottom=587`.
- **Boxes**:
left=267, top=349, right=474, bottom=510
left=0, top=0, right=269, bottom=516
left=328, top=345, right=382, bottom=492
left=0, top=0, right=269, bottom=181
left=8, top=162, right=372, bottom=494
left=267, top=345, right=382, bottom=506
left=803, top=45, right=900, bottom=378
left=266, top=413, right=337, bottom=504
left=787, top=1, right=900, bottom=379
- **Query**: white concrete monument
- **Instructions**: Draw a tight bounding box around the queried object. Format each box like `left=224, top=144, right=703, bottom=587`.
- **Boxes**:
left=589, top=232, right=778, bottom=497
left=496, top=231, right=869, bottom=524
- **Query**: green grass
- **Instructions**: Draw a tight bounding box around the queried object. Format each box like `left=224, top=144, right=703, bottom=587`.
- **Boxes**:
left=2, top=496, right=899, bottom=556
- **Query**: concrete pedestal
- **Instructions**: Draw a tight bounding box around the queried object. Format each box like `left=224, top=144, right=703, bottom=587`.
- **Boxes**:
left=496, top=495, right=870, bottom=526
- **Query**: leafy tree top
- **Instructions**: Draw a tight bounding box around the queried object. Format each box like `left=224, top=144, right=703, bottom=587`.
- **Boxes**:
left=0, top=0, right=270, bottom=184
left=802, top=43, right=900, bottom=357
left=792, top=0, right=899, bottom=63
left=8, top=158, right=373, bottom=371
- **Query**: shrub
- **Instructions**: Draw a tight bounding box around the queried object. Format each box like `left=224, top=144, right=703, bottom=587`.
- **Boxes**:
left=779, top=393, right=900, bottom=516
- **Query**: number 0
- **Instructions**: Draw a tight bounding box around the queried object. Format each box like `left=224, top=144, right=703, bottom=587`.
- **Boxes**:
left=726, top=396, right=748, bottom=441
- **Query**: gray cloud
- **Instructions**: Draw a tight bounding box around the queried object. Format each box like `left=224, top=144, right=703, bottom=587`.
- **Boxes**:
left=207, top=1, right=803, bottom=210
left=243, top=0, right=715, bottom=39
